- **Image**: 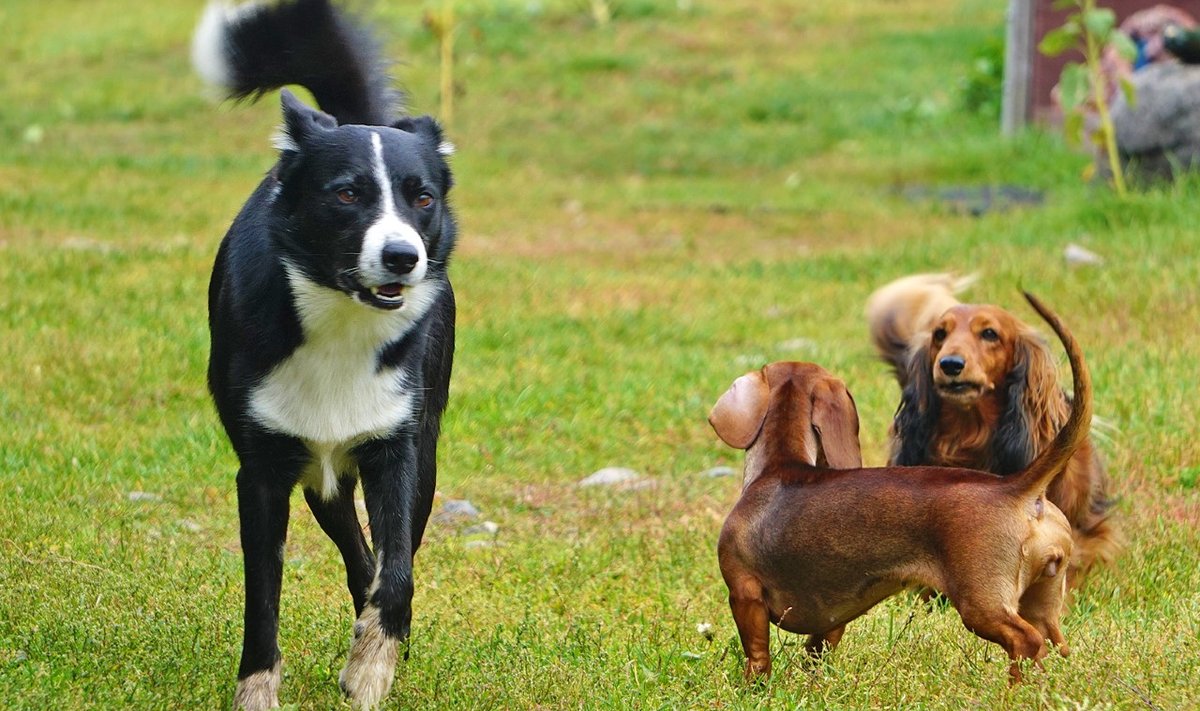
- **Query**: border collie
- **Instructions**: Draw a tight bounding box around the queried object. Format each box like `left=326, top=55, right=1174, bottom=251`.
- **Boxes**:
left=192, top=1, right=456, bottom=708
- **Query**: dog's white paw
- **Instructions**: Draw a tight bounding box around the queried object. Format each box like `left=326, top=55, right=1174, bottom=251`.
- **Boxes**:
left=339, top=605, right=398, bottom=710
left=233, top=659, right=281, bottom=710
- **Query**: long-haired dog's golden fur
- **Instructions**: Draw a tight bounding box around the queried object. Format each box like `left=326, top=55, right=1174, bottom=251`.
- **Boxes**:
left=866, top=274, right=1120, bottom=585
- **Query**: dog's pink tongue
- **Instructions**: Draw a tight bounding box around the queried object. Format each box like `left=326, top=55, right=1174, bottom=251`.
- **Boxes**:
left=376, top=283, right=403, bottom=297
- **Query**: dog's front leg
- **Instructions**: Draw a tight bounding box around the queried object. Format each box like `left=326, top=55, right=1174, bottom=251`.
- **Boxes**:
left=339, top=435, right=420, bottom=709
left=233, top=465, right=294, bottom=711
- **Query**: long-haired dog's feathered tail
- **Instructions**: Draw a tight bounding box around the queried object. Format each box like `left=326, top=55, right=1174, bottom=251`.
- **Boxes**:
left=191, top=0, right=400, bottom=126
left=865, top=272, right=977, bottom=387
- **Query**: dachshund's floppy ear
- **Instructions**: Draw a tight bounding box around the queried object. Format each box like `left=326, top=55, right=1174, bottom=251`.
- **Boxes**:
left=810, top=378, right=862, bottom=468
left=993, top=328, right=1060, bottom=474
left=709, top=371, right=770, bottom=449
left=893, top=339, right=939, bottom=465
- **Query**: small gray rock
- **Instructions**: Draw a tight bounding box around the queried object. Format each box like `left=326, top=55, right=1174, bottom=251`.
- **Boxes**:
left=1064, top=243, right=1103, bottom=267
left=463, top=521, right=499, bottom=537
left=127, top=491, right=162, bottom=503
left=433, top=498, right=480, bottom=525
left=579, top=467, right=640, bottom=487
left=775, top=338, right=816, bottom=352
left=701, top=466, right=735, bottom=479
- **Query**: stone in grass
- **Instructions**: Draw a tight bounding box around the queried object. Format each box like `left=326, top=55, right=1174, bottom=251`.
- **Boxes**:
left=127, top=491, right=162, bottom=503
left=1064, top=243, right=1103, bottom=267
left=700, top=466, right=735, bottom=479
left=432, top=498, right=480, bottom=525
left=463, top=521, right=499, bottom=537
left=578, top=467, right=640, bottom=488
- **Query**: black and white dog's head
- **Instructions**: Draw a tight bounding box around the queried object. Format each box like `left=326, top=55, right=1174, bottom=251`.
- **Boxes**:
left=270, top=90, right=455, bottom=311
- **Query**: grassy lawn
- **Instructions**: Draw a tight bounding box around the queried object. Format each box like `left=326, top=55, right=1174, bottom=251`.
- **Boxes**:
left=2, top=0, right=1199, bottom=708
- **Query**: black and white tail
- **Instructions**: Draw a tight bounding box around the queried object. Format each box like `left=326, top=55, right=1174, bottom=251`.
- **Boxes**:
left=191, top=0, right=400, bottom=126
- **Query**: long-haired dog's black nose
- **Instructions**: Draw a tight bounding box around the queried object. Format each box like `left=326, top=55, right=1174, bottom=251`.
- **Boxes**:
left=382, top=242, right=420, bottom=275
left=939, top=355, right=966, bottom=377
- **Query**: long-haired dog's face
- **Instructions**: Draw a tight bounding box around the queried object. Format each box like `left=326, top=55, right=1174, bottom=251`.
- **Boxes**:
left=927, top=305, right=1024, bottom=405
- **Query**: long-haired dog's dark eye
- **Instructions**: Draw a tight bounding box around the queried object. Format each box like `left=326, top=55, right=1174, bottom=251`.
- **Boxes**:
left=932, top=328, right=947, bottom=342
left=981, top=327, right=999, bottom=342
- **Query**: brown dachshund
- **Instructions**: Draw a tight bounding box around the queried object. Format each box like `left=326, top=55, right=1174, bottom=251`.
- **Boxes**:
left=866, top=274, right=1119, bottom=585
left=711, top=293, right=1086, bottom=683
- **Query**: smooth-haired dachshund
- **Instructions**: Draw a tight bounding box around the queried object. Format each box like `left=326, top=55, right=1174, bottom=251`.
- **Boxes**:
left=712, top=293, right=1086, bottom=682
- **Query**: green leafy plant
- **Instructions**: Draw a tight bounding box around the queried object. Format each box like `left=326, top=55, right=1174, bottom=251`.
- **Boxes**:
left=959, top=32, right=1005, bottom=119
left=1039, top=0, right=1138, bottom=196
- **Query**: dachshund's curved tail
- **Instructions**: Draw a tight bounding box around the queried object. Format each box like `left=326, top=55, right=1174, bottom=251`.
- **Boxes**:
left=1003, top=292, right=1093, bottom=498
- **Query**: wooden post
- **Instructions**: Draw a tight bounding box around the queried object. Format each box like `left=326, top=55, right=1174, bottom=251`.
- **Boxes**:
left=1002, top=0, right=1034, bottom=135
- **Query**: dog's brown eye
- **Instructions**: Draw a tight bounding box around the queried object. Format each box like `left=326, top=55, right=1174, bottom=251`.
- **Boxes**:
left=414, top=193, right=434, bottom=209
left=932, top=328, right=947, bottom=341
left=335, top=188, right=358, bottom=204
left=981, top=328, right=999, bottom=341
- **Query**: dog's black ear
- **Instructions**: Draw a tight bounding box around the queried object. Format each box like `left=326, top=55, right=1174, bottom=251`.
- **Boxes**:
left=892, top=340, right=939, bottom=466
left=992, top=331, right=1058, bottom=474
left=992, top=358, right=1035, bottom=474
left=273, top=90, right=337, bottom=183
left=278, top=89, right=337, bottom=151
left=393, top=115, right=455, bottom=189
left=393, top=114, right=443, bottom=144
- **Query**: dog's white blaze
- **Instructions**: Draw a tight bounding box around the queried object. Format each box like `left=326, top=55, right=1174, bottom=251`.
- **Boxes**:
left=249, top=266, right=441, bottom=497
left=358, top=132, right=428, bottom=287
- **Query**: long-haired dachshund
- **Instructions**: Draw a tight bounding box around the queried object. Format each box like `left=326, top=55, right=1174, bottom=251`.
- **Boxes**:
left=866, top=274, right=1120, bottom=585
left=710, top=292, right=1086, bottom=683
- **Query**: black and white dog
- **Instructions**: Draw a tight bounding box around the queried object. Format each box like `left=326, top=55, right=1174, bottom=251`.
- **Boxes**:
left=192, top=1, right=455, bottom=708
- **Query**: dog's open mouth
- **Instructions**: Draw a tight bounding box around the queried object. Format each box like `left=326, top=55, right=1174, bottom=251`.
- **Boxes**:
left=360, top=283, right=406, bottom=310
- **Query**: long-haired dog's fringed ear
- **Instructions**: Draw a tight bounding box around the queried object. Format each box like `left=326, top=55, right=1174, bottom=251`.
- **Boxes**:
left=892, top=340, right=939, bottom=466
left=992, top=327, right=1064, bottom=474
left=991, top=357, right=1033, bottom=475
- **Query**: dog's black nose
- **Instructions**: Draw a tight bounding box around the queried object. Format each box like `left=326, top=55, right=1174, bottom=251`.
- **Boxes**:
left=939, top=355, right=966, bottom=376
left=382, top=242, right=420, bottom=275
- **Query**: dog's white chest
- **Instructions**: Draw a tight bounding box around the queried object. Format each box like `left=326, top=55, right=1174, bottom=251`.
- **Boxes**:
left=250, top=335, right=413, bottom=445
left=249, top=270, right=435, bottom=446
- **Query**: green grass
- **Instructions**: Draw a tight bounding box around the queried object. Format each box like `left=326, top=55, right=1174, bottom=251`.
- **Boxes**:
left=2, top=0, right=1199, bottom=708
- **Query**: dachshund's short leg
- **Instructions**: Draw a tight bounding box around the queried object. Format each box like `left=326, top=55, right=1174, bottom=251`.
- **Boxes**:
left=805, top=625, right=845, bottom=658
left=956, top=601, right=1048, bottom=683
left=728, top=577, right=772, bottom=680
left=1019, top=568, right=1070, bottom=658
